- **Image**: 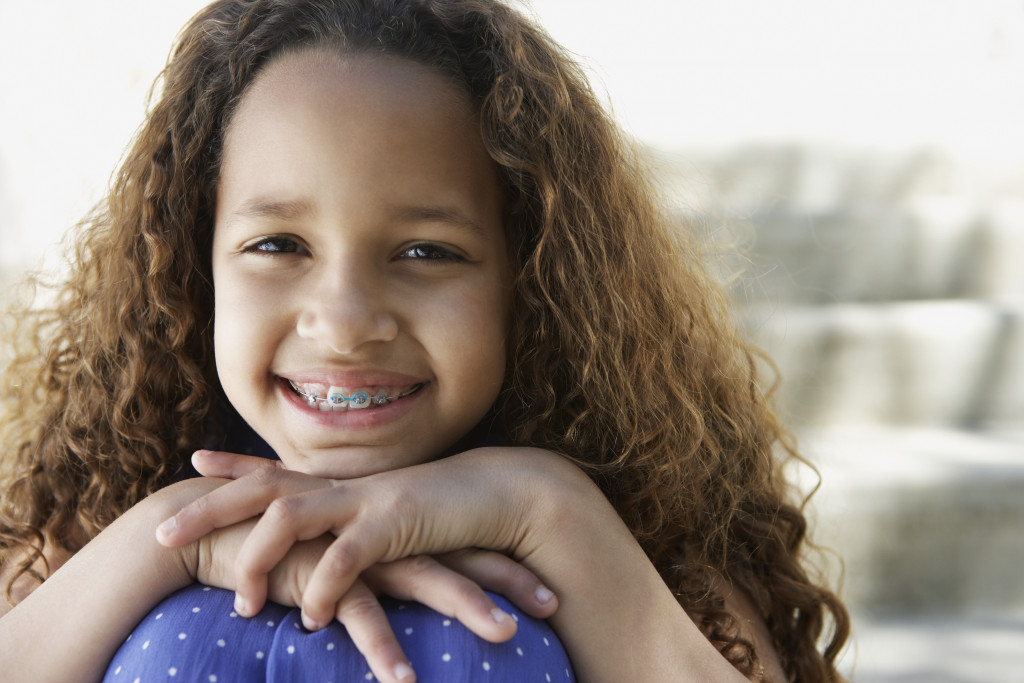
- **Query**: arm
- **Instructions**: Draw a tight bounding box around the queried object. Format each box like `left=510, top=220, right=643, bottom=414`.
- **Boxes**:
left=0, top=472, right=559, bottom=683
left=159, top=448, right=784, bottom=681
left=0, top=478, right=219, bottom=682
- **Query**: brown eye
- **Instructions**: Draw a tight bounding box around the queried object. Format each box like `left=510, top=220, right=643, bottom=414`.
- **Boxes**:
left=399, top=243, right=464, bottom=262
left=244, top=236, right=303, bottom=254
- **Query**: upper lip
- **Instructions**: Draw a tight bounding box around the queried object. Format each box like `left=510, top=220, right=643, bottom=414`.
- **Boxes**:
left=276, top=368, right=426, bottom=387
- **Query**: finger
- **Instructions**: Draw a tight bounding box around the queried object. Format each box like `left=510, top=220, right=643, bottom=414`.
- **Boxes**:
left=300, top=519, right=392, bottom=628
left=333, top=580, right=417, bottom=682
left=234, top=486, right=383, bottom=620
left=155, top=463, right=328, bottom=547
left=362, top=556, right=518, bottom=643
left=436, top=549, right=558, bottom=619
left=230, top=491, right=351, bottom=617
left=191, top=449, right=286, bottom=479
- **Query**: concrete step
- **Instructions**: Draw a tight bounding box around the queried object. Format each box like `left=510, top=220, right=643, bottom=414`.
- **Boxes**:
left=720, top=199, right=1024, bottom=306
left=742, top=300, right=1024, bottom=429
left=839, top=608, right=1024, bottom=682
left=799, top=427, right=1024, bottom=680
left=794, top=427, right=1024, bottom=617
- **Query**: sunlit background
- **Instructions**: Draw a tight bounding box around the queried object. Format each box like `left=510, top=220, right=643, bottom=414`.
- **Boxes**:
left=1, top=1, right=1022, bottom=679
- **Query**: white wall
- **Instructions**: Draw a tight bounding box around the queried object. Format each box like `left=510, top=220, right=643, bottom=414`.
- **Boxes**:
left=1, top=0, right=1021, bottom=281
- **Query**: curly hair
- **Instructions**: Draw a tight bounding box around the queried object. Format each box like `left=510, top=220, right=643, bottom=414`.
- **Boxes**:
left=0, top=0, right=849, bottom=679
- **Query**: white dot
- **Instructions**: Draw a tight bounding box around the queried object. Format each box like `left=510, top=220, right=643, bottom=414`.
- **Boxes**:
left=442, top=619, right=451, bottom=627
left=192, top=606, right=201, bottom=613
left=178, top=633, right=187, bottom=640
left=364, top=674, right=374, bottom=681
left=546, top=675, right=551, bottom=682
left=114, top=666, right=122, bottom=674
left=442, top=653, right=451, bottom=662
left=209, top=677, right=217, bottom=682
left=217, top=639, right=226, bottom=647
left=169, top=668, right=178, bottom=677
left=133, top=678, right=140, bottom=683
left=516, top=647, right=524, bottom=656
left=256, top=651, right=265, bottom=660
left=327, top=643, right=335, bottom=651
left=155, top=613, right=163, bottom=620
left=141, top=640, right=150, bottom=650
left=543, top=637, right=550, bottom=646
left=229, top=612, right=238, bottom=618
left=511, top=614, right=519, bottom=622
left=404, top=627, right=413, bottom=635
left=483, top=661, right=491, bottom=671
left=267, top=620, right=275, bottom=627
left=287, top=645, right=295, bottom=654
left=203, top=586, right=212, bottom=592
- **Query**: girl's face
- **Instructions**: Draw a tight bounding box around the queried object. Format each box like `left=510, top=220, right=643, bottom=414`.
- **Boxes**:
left=212, top=51, right=511, bottom=479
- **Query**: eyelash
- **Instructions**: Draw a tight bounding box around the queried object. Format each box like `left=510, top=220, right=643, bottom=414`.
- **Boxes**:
left=241, top=236, right=303, bottom=255
left=398, top=243, right=465, bottom=263
left=241, top=238, right=465, bottom=263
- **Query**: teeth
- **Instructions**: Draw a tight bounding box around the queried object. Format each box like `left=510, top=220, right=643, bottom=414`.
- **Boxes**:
left=289, top=381, right=422, bottom=411
left=326, top=386, right=348, bottom=405
left=348, top=392, right=370, bottom=410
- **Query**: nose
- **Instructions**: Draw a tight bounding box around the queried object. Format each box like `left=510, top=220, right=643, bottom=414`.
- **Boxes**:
left=295, top=264, right=399, bottom=354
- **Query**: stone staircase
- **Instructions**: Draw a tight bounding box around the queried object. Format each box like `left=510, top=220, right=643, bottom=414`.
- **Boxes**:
left=658, top=144, right=1024, bottom=680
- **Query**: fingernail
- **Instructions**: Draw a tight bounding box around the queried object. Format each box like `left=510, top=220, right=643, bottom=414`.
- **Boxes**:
left=234, top=595, right=249, bottom=617
left=155, top=516, right=177, bottom=540
left=535, top=585, right=554, bottom=604
left=394, top=662, right=415, bottom=680
left=301, top=613, right=323, bottom=632
left=491, top=607, right=509, bottom=624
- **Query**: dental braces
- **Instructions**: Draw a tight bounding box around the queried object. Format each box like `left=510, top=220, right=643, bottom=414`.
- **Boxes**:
left=288, top=380, right=422, bottom=409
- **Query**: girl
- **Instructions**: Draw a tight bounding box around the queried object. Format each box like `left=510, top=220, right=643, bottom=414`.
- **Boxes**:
left=0, top=1, right=849, bottom=681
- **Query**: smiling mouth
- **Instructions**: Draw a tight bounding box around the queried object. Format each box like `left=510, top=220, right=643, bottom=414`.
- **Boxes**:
left=287, top=380, right=424, bottom=411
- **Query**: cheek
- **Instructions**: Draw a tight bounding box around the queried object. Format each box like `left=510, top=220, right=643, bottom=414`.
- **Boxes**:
left=211, top=266, right=280, bottom=386
left=432, top=281, right=509, bottom=390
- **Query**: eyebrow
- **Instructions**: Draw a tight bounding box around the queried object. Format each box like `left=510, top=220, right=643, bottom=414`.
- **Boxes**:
left=392, top=205, right=488, bottom=237
left=224, top=197, right=488, bottom=236
left=227, top=197, right=317, bottom=223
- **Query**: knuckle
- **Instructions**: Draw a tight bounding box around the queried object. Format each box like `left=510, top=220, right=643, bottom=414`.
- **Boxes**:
left=403, top=554, right=440, bottom=579
left=250, top=463, right=284, bottom=488
left=321, top=541, right=359, bottom=578
left=264, top=495, right=303, bottom=526
left=338, top=591, right=383, bottom=623
left=186, top=492, right=212, bottom=519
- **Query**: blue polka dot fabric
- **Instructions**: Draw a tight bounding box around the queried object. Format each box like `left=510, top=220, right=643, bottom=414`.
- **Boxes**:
left=103, top=584, right=575, bottom=682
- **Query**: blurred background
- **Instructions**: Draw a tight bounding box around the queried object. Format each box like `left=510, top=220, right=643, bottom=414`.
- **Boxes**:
left=1, top=1, right=1021, bottom=679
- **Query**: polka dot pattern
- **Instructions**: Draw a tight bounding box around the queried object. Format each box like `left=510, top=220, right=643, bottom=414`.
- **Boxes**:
left=102, top=584, right=575, bottom=682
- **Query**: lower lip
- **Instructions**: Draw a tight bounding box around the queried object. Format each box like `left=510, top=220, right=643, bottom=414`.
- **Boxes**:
left=277, top=378, right=426, bottom=430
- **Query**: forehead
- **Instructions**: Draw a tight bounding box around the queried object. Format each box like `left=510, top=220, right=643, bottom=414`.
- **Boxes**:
left=226, top=49, right=477, bottom=149
left=218, top=49, right=499, bottom=206
left=215, top=49, right=504, bottom=232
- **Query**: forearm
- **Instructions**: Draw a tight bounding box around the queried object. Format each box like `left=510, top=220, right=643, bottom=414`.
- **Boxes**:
left=0, top=480, right=218, bottom=682
left=513, top=453, right=749, bottom=682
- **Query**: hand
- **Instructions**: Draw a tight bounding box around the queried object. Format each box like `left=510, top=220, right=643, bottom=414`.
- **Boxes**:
left=158, top=450, right=562, bottom=683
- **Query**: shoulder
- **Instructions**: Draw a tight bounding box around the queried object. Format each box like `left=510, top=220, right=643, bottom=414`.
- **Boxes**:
left=712, top=576, right=787, bottom=682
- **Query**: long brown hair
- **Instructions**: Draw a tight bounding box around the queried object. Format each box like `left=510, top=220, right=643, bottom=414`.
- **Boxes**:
left=0, top=1, right=849, bottom=678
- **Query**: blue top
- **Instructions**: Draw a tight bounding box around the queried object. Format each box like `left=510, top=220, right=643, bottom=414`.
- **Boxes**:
left=103, top=584, right=575, bottom=682
left=106, top=419, right=575, bottom=681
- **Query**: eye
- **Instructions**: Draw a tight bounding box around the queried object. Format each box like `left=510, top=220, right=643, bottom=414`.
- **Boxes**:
left=398, top=243, right=465, bottom=263
left=241, top=236, right=305, bottom=255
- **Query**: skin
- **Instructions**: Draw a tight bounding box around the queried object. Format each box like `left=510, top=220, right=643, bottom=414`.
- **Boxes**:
left=212, top=50, right=512, bottom=481
left=0, top=50, right=786, bottom=683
